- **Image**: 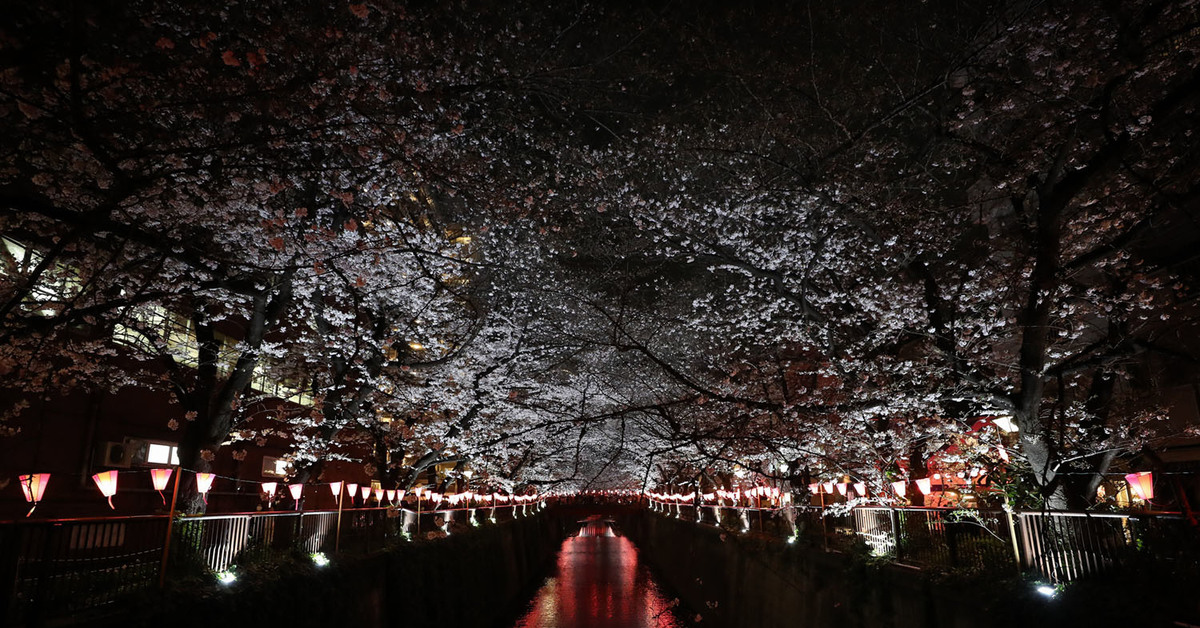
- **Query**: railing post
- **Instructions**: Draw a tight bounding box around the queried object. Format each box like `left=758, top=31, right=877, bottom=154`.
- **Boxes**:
left=1004, top=497, right=1023, bottom=577
left=889, top=508, right=902, bottom=561
left=158, top=465, right=181, bottom=589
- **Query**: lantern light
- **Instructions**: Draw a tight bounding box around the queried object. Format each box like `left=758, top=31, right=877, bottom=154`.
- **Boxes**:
left=289, top=483, right=304, bottom=510
left=386, top=489, right=396, bottom=504
left=1125, top=471, right=1154, bottom=501
left=915, top=478, right=932, bottom=495
left=150, top=468, right=173, bottom=505
left=261, top=481, right=277, bottom=496
left=822, top=481, right=835, bottom=494
left=360, top=486, right=371, bottom=501
left=346, top=483, right=358, bottom=503
left=854, top=482, right=867, bottom=497
left=808, top=483, right=819, bottom=494
left=891, top=480, right=907, bottom=498
left=19, top=473, right=50, bottom=517
left=92, top=470, right=119, bottom=509
left=196, top=472, right=215, bottom=504
left=836, top=482, right=848, bottom=497
left=374, top=488, right=384, bottom=503
left=330, top=481, right=344, bottom=498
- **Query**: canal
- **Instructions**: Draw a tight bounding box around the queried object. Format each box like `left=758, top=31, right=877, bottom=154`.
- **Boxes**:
left=510, top=517, right=686, bottom=628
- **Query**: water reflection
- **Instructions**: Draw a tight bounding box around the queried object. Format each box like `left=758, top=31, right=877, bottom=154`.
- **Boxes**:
left=512, top=518, right=683, bottom=628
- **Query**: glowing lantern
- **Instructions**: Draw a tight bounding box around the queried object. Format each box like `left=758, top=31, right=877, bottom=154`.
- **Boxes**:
left=396, top=489, right=406, bottom=502
left=92, top=470, right=119, bottom=509
left=836, top=483, right=848, bottom=497
left=288, top=483, right=304, bottom=510
left=261, top=481, right=277, bottom=496
left=854, top=482, right=867, bottom=497
left=386, top=489, right=396, bottom=503
left=915, top=478, right=932, bottom=495
left=891, top=480, right=907, bottom=498
left=374, top=488, right=384, bottom=503
left=330, top=481, right=344, bottom=499
left=344, top=482, right=355, bottom=502
left=360, top=486, right=370, bottom=501
left=1125, top=471, right=1154, bottom=501
left=19, top=473, right=50, bottom=517
left=808, top=483, right=819, bottom=494
left=822, top=481, right=835, bottom=494
left=196, top=472, right=215, bottom=504
left=150, top=468, right=173, bottom=505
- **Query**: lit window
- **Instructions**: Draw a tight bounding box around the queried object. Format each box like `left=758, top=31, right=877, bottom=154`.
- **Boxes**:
left=262, top=456, right=292, bottom=478
left=146, top=443, right=179, bottom=465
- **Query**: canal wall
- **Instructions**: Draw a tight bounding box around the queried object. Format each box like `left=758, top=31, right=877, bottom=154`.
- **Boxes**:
left=113, top=512, right=567, bottom=628
left=622, top=511, right=1174, bottom=628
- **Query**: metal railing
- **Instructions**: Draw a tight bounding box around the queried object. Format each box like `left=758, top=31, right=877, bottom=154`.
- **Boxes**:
left=1, top=501, right=542, bottom=627
left=645, top=497, right=1197, bottom=584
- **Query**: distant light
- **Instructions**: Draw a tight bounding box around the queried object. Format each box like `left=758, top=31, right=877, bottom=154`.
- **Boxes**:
left=1036, top=585, right=1057, bottom=598
left=216, top=570, right=237, bottom=585
left=408, top=341, right=426, bottom=351
left=311, top=552, right=330, bottom=567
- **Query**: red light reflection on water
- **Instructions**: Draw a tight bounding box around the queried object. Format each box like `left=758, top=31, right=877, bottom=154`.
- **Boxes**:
left=512, top=519, right=683, bottom=628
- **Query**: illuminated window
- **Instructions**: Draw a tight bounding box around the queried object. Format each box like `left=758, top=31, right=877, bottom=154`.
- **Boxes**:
left=262, top=456, right=291, bottom=478
left=146, top=442, right=180, bottom=465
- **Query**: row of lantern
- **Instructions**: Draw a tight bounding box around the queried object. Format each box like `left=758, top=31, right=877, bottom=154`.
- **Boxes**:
left=645, top=486, right=792, bottom=507
left=17, top=470, right=541, bottom=517
left=641, top=470, right=1158, bottom=509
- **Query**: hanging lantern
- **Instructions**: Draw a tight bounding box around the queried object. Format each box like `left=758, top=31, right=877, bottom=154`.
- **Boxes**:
left=19, top=473, right=50, bottom=517
left=150, top=468, right=173, bottom=505
left=330, top=481, right=344, bottom=499
left=396, top=489, right=406, bottom=502
left=374, top=488, right=384, bottom=503
left=196, top=472, right=215, bottom=504
left=915, top=478, right=932, bottom=495
left=92, top=470, right=119, bottom=509
left=343, top=482, right=355, bottom=503
left=261, top=481, right=277, bottom=497
left=360, top=486, right=371, bottom=501
left=822, top=481, right=835, bottom=494
left=808, top=483, right=819, bottom=494
left=1125, top=471, right=1154, bottom=501
left=854, top=482, right=867, bottom=497
left=836, top=482, right=848, bottom=497
left=386, top=489, right=396, bottom=504
left=891, top=480, right=907, bottom=498
left=289, top=483, right=304, bottom=510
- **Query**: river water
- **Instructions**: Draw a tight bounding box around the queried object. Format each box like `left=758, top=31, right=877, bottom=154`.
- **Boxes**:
left=510, top=518, right=685, bottom=628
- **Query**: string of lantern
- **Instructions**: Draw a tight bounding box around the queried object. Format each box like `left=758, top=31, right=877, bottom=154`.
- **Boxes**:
left=13, top=467, right=543, bottom=517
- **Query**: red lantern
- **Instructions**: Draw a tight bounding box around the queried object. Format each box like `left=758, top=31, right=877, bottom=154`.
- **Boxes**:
left=92, top=470, right=119, bottom=509
left=360, top=486, right=371, bottom=501
left=345, top=483, right=357, bottom=504
left=288, top=483, right=304, bottom=510
left=836, top=482, right=848, bottom=496
left=1125, top=471, right=1154, bottom=501
left=373, top=488, right=383, bottom=503
left=386, top=489, right=396, bottom=503
left=822, top=481, right=834, bottom=494
left=150, top=468, right=173, bottom=505
left=915, top=478, right=932, bottom=495
left=195, top=472, right=215, bottom=504
left=19, top=473, right=50, bottom=517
